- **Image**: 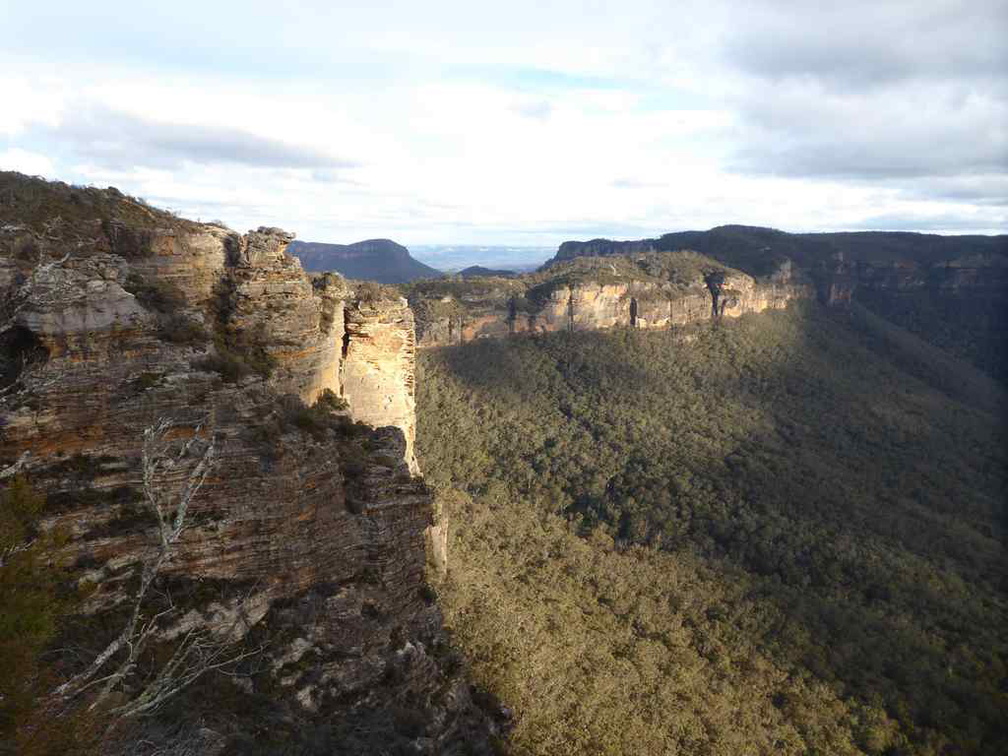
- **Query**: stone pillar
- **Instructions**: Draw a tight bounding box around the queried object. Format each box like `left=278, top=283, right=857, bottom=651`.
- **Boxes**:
left=342, top=296, right=419, bottom=474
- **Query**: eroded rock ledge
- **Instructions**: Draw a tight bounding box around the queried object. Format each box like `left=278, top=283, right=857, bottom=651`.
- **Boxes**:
left=405, top=252, right=811, bottom=348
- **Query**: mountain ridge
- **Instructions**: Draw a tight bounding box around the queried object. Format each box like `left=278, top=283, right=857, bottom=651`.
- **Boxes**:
left=289, top=238, right=440, bottom=283
left=547, top=225, right=1008, bottom=276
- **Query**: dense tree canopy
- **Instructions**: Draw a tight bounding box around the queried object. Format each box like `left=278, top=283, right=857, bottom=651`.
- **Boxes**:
left=417, top=302, right=1007, bottom=755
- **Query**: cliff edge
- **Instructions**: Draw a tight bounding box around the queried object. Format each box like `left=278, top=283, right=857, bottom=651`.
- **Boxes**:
left=0, top=173, right=498, bottom=753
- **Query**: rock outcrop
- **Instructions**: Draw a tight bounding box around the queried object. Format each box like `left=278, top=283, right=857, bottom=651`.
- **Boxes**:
left=549, top=237, right=657, bottom=266
left=342, top=296, right=419, bottom=472
left=0, top=173, right=497, bottom=753
left=407, top=254, right=809, bottom=348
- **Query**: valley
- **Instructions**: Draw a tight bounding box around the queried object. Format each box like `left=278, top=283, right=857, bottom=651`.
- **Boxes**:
left=417, top=304, right=1007, bottom=755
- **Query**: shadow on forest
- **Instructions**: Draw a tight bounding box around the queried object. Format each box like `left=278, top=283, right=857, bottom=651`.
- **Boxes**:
left=417, top=303, right=1008, bottom=752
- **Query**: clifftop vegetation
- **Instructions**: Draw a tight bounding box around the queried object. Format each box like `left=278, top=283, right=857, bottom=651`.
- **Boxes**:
left=551, top=224, right=1008, bottom=278
left=0, top=172, right=202, bottom=239
left=403, top=250, right=733, bottom=305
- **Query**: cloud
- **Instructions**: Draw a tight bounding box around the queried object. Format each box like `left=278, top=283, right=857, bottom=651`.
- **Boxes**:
left=39, top=106, right=359, bottom=172
left=710, top=1, right=1007, bottom=194
left=0, top=148, right=54, bottom=177
left=610, top=178, right=668, bottom=190
left=720, top=0, right=1008, bottom=90
left=845, top=211, right=1006, bottom=234
left=1, top=0, right=1004, bottom=243
left=511, top=99, right=553, bottom=120
left=725, top=75, right=1007, bottom=182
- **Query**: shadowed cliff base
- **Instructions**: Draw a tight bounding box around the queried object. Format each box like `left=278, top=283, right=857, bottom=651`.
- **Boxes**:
left=417, top=302, right=1007, bottom=755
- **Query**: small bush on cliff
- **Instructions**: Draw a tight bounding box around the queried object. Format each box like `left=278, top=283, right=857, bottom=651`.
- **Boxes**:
left=193, top=350, right=252, bottom=383
left=123, top=273, right=186, bottom=313
left=277, top=391, right=348, bottom=441
left=193, top=338, right=276, bottom=383
left=314, top=388, right=348, bottom=413
left=158, top=315, right=209, bottom=345
left=0, top=476, right=94, bottom=753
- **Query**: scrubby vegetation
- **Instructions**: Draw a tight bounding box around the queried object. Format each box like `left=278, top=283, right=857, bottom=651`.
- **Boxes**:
left=857, top=285, right=1008, bottom=386
left=0, top=477, right=105, bottom=755
left=0, top=171, right=198, bottom=238
left=417, top=302, right=1007, bottom=755
left=122, top=273, right=187, bottom=313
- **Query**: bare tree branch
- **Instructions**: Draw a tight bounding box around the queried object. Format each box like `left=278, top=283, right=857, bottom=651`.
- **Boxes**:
left=52, top=417, right=224, bottom=717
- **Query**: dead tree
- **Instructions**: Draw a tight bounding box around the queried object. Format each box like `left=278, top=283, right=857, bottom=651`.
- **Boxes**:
left=50, top=417, right=255, bottom=722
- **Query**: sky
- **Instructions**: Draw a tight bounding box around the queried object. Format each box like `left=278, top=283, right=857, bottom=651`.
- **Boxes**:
left=1, top=0, right=1005, bottom=250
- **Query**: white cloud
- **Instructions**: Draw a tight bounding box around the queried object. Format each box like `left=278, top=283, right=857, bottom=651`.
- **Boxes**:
left=0, top=148, right=54, bottom=177
left=0, top=0, right=1004, bottom=245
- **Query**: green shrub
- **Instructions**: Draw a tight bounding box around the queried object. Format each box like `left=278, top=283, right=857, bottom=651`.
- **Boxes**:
left=314, top=388, right=348, bottom=413
left=192, top=350, right=251, bottom=383
left=126, top=371, right=162, bottom=393
left=0, top=476, right=84, bottom=750
left=158, top=315, right=209, bottom=345
left=123, top=273, right=186, bottom=313
left=417, top=305, right=1008, bottom=755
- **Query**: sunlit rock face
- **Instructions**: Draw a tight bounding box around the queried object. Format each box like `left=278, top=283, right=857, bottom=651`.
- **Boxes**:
left=109, top=223, right=232, bottom=308
left=410, top=265, right=810, bottom=348
left=342, top=296, right=419, bottom=473
left=216, top=226, right=348, bottom=404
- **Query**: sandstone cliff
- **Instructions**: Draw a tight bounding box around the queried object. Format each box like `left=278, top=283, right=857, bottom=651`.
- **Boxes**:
left=406, top=252, right=809, bottom=348
left=0, top=173, right=495, bottom=753
left=542, top=225, right=1008, bottom=381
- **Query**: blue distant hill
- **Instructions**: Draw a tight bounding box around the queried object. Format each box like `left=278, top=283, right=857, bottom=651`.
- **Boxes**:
left=288, top=239, right=440, bottom=283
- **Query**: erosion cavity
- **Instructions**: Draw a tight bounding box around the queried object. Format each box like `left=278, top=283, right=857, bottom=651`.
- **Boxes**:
left=704, top=271, right=726, bottom=319
left=0, top=325, right=49, bottom=389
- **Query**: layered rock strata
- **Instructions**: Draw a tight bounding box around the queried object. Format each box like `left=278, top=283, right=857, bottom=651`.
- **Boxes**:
left=0, top=174, right=492, bottom=752
left=342, top=297, right=419, bottom=472
left=409, top=257, right=809, bottom=348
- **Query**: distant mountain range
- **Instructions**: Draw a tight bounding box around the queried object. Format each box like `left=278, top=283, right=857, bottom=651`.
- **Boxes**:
left=548, top=225, right=1008, bottom=277
left=288, top=239, right=440, bottom=283
left=410, top=244, right=552, bottom=272
left=457, top=265, right=517, bottom=278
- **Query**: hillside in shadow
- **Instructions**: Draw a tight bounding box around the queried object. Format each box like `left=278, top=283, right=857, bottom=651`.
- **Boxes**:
left=416, top=302, right=1007, bottom=755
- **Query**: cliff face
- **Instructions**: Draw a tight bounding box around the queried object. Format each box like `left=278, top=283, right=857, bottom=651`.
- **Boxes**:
left=342, top=297, right=419, bottom=473
left=0, top=174, right=495, bottom=753
left=550, top=238, right=657, bottom=265
left=407, top=255, right=809, bottom=348
left=544, top=225, right=1008, bottom=381
left=832, top=255, right=1008, bottom=381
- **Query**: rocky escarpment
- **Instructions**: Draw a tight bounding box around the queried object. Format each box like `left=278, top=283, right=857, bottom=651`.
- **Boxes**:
left=549, top=237, right=657, bottom=266
left=0, top=173, right=496, bottom=753
left=817, top=252, right=1008, bottom=381
left=544, top=225, right=1008, bottom=381
left=407, top=253, right=809, bottom=348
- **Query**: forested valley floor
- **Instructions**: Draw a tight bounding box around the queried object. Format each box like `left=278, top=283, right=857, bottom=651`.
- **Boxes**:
left=416, top=302, right=1007, bottom=755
